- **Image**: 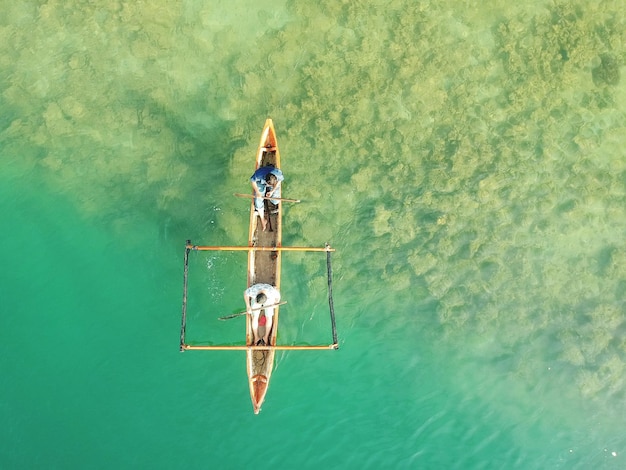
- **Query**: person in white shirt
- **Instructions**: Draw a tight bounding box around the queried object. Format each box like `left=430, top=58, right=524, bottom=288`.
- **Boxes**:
left=243, top=283, right=281, bottom=345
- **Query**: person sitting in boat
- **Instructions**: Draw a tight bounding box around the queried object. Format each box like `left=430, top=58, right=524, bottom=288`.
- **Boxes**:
left=250, top=165, right=283, bottom=231
left=244, top=283, right=281, bottom=346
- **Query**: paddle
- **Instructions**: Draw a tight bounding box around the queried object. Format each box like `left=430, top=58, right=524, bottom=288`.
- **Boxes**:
left=233, top=193, right=301, bottom=203
left=265, top=197, right=273, bottom=233
left=218, top=301, right=287, bottom=321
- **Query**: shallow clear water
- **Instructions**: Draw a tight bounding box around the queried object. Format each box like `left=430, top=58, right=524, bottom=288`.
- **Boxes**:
left=1, top=1, right=625, bottom=468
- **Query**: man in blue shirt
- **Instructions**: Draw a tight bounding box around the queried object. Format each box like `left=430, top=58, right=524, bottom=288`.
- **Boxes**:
left=250, top=165, right=283, bottom=231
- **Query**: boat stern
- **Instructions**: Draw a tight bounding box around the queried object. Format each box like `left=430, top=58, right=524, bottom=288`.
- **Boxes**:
left=250, top=374, right=269, bottom=414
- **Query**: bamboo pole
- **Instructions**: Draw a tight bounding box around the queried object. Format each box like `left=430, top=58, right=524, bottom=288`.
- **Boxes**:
left=179, top=241, right=191, bottom=352
left=188, top=244, right=335, bottom=252
left=234, top=193, right=301, bottom=203
left=326, top=242, right=339, bottom=347
left=181, top=344, right=339, bottom=351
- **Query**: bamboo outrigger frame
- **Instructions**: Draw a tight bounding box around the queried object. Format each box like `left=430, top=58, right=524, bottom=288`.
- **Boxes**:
left=179, top=119, right=338, bottom=414
left=179, top=243, right=338, bottom=351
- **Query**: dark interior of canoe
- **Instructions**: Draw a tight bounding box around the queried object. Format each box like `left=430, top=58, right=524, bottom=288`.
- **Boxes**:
left=250, top=151, right=280, bottom=287
left=249, top=150, right=280, bottom=345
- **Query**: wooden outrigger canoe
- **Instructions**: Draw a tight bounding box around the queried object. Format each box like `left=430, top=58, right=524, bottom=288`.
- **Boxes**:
left=246, top=118, right=282, bottom=413
left=179, top=119, right=338, bottom=414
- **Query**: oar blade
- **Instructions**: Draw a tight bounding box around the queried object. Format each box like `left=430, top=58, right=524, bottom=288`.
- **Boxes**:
left=217, top=301, right=287, bottom=321
left=218, top=312, right=246, bottom=321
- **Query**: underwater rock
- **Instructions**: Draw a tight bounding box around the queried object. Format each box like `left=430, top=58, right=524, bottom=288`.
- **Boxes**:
left=592, top=53, right=620, bottom=86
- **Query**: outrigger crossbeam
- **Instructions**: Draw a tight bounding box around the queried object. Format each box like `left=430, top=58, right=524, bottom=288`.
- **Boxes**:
left=187, top=244, right=335, bottom=253
left=182, top=344, right=338, bottom=351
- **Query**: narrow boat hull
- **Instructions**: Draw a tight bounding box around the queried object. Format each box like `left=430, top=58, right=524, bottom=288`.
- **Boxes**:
left=246, top=119, right=281, bottom=414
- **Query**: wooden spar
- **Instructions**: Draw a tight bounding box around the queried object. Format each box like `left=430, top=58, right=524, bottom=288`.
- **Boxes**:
left=179, top=241, right=191, bottom=351
left=182, top=344, right=339, bottom=351
left=234, top=193, right=301, bottom=203
left=188, top=245, right=335, bottom=252
left=326, top=242, right=339, bottom=347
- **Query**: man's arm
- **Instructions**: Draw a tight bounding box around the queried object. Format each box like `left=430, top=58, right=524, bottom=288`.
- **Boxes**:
left=244, top=291, right=252, bottom=314
left=251, top=180, right=262, bottom=198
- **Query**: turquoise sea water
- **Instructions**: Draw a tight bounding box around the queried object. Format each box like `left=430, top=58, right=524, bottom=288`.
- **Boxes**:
left=2, top=1, right=625, bottom=468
